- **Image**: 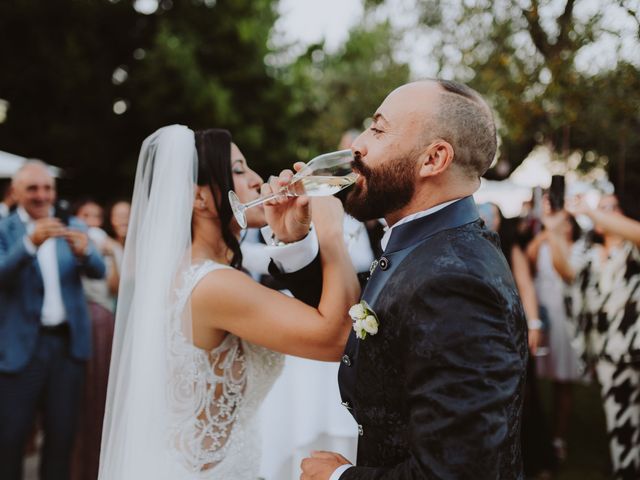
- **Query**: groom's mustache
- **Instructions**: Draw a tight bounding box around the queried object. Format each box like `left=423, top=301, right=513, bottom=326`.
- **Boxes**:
left=351, top=154, right=372, bottom=179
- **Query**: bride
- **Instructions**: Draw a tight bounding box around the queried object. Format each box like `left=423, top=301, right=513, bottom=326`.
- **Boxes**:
left=98, top=125, right=359, bottom=479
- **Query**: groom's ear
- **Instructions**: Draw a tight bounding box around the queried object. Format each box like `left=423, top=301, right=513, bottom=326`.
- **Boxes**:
left=418, top=141, right=454, bottom=179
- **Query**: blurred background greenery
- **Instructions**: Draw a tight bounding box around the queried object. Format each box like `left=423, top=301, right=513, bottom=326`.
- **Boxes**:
left=0, top=0, right=638, bottom=216
left=2, top=2, right=636, bottom=476
left=538, top=379, right=609, bottom=479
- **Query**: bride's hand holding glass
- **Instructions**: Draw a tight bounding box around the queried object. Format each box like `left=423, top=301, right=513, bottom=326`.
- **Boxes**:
left=229, top=149, right=357, bottom=230
left=261, top=163, right=312, bottom=244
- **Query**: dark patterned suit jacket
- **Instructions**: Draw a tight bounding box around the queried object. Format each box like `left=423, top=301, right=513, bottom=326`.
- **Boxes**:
left=275, top=197, right=528, bottom=479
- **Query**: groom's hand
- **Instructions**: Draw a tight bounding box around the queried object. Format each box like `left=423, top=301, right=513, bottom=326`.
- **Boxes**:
left=263, top=163, right=312, bottom=243
left=300, top=451, right=351, bottom=480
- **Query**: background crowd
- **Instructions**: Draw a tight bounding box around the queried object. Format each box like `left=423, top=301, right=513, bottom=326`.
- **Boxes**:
left=478, top=187, right=640, bottom=479
left=1, top=0, right=639, bottom=479
left=0, top=172, right=130, bottom=480
left=2, top=155, right=639, bottom=480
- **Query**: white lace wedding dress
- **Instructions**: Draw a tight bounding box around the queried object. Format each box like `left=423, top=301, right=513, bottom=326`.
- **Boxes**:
left=170, top=260, right=284, bottom=479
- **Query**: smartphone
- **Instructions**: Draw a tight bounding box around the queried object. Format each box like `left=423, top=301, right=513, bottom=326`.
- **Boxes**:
left=549, top=175, right=565, bottom=212
left=54, top=199, right=71, bottom=226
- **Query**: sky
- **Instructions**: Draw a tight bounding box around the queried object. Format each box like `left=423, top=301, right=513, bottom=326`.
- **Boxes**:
left=274, top=0, right=363, bottom=51
left=133, top=0, right=639, bottom=75
left=132, top=0, right=365, bottom=58
left=273, top=0, right=440, bottom=76
left=275, top=0, right=639, bottom=76
left=136, top=0, right=365, bottom=50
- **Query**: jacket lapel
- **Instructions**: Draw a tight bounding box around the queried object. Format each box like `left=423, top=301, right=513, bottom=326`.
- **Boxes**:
left=383, top=195, right=480, bottom=254
left=338, top=196, right=480, bottom=422
left=362, top=196, right=480, bottom=309
left=7, top=212, right=25, bottom=240
left=9, top=212, right=44, bottom=283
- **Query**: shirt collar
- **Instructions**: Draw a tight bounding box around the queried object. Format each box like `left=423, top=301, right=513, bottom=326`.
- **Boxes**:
left=17, top=206, right=54, bottom=224
left=17, top=206, right=32, bottom=224
left=380, top=198, right=462, bottom=251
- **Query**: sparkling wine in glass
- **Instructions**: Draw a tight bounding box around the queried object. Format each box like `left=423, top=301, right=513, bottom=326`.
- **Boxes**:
left=228, top=149, right=357, bottom=229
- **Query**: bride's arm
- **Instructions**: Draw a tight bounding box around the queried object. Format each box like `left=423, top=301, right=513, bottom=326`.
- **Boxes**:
left=192, top=198, right=359, bottom=361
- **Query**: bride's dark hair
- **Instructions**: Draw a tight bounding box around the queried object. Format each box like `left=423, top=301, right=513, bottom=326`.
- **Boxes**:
left=194, top=128, right=242, bottom=269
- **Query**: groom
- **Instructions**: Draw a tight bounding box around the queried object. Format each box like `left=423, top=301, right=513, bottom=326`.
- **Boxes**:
left=265, top=79, right=527, bottom=479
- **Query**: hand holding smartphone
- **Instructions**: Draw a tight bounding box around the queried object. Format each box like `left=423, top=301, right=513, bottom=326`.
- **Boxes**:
left=54, top=199, right=71, bottom=226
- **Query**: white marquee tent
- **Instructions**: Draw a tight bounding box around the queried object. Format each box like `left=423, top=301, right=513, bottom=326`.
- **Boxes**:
left=0, top=150, right=62, bottom=178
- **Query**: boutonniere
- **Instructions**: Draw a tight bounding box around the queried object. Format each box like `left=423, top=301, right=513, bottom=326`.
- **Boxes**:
left=348, top=301, right=379, bottom=340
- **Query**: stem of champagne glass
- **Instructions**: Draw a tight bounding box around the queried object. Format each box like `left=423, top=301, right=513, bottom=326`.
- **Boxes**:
left=242, top=176, right=298, bottom=210
left=242, top=192, right=280, bottom=210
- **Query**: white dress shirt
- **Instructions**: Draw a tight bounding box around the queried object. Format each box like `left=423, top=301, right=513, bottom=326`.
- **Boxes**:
left=379, top=198, right=460, bottom=251
left=269, top=199, right=463, bottom=279
left=329, top=463, right=354, bottom=480
left=18, top=207, right=67, bottom=326
left=260, top=224, right=319, bottom=273
left=256, top=216, right=374, bottom=277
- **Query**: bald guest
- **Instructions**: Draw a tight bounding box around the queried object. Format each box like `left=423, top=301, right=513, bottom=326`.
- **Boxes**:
left=0, top=160, right=105, bottom=480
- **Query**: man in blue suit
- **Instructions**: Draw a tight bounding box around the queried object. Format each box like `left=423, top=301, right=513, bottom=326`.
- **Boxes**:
left=0, top=160, right=105, bottom=480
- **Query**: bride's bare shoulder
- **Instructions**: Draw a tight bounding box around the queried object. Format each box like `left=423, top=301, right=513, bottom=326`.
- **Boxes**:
left=190, top=265, right=257, bottom=309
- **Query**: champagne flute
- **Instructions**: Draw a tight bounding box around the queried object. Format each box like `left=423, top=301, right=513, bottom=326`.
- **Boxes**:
left=228, top=149, right=357, bottom=229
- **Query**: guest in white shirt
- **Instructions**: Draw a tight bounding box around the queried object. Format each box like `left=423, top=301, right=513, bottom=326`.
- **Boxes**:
left=74, top=198, right=121, bottom=311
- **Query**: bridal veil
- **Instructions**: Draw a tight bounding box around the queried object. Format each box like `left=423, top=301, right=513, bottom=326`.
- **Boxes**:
left=98, top=125, right=200, bottom=479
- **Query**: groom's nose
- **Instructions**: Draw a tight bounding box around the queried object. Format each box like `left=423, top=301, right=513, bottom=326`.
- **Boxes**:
left=351, top=133, right=367, bottom=160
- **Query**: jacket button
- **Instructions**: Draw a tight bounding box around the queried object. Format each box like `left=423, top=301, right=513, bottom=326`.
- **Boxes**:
left=358, top=424, right=364, bottom=436
left=379, top=256, right=389, bottom=270
left=341, top=354, right=352, bottom=367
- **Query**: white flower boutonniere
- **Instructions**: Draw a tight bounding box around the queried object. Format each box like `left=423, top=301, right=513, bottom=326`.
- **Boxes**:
left=348, top=301, right=379, bottom=340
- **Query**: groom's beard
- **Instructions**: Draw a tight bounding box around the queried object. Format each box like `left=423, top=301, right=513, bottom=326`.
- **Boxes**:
left=344, top=152, right=416, bottom=221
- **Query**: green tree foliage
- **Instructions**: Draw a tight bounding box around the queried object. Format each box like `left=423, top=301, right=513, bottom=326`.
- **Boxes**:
left=572, top=62, right=640, bottom=209
left=273, top=20, right=410, bottom=159
left=0, top=0, right=142, bottom=197
left=0, top=0, right=290, bottom=199
left=117, top=0, right=291, bottom=180
left=0, top=0, right=411, bottom=202
left=366, top=0, right=640, bottom=213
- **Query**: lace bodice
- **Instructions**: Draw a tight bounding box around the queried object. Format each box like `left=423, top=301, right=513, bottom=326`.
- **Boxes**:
left=169, top=260, right=284, bottom=479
